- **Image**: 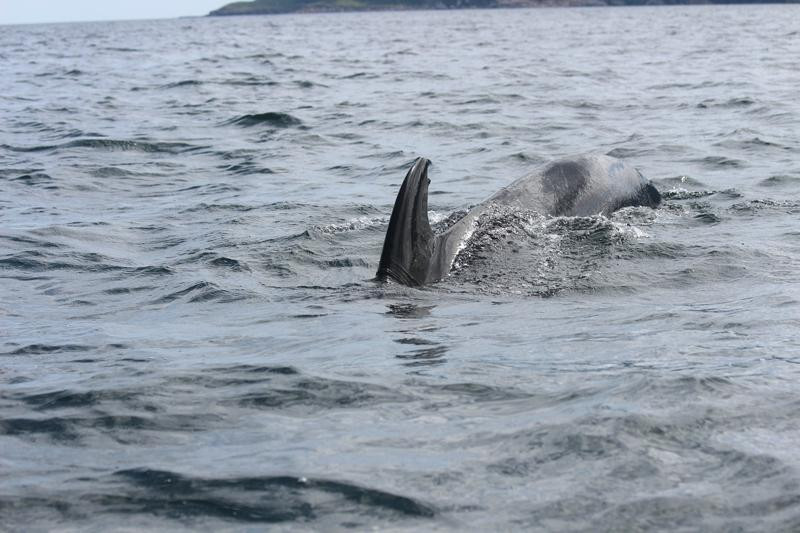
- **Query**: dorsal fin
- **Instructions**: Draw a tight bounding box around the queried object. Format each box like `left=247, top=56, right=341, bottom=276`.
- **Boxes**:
left=376, top=158, right=436, bottom=286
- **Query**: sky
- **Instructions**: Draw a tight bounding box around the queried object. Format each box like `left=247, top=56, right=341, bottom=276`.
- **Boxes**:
left=0, top=0, right=231, bottom=25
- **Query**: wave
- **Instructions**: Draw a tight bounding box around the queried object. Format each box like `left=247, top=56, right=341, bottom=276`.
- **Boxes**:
left=219, top=77, right=278, bottom=86
left=224, top=112, right=302, bottom=128
left=697, top=96, right=757, bottom=109
left=0, top=468, right=439, bottom=526
left=160, top=79, right=203, bottom=89
left=3, top=344, right=91, bottom=356
left=8, top=173, right=56, bottom=187
left=0, top=414, right=218, bottom=444
left=114, top=468, right=435, bottom=519
left=693, top=155, right=746, bottom=168
left=0, top=251, right=126, bottom=273
left=234, top=373, right=411, bottom=411
left=1, top=138, right=202, bottom=154
left=758, top=175, right=800, bottom=188
left=151, top=281, right=250, bottom=305
left=219, top=161, right=275, bottom=175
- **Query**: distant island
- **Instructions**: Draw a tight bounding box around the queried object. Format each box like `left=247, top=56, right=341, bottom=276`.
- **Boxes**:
left=209, top=0, right=798, bottom=15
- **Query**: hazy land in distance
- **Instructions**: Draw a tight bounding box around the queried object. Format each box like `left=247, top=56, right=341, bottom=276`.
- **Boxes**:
left=210, top=0, right=799, bottom=15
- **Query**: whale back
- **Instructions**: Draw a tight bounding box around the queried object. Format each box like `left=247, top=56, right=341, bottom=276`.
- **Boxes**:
left=376, top=154, right=661, bottom=286
left=489, top=154, right=660, bottom=217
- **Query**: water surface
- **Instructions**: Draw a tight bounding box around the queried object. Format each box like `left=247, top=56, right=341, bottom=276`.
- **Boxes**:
left=2, top=5, right=800, bottom=531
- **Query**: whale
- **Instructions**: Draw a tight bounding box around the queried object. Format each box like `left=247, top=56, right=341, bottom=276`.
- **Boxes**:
left=376, top=154, right=661, bottom=286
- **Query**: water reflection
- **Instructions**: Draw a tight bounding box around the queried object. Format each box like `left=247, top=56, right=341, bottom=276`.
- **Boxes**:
left=385, top=303, right=448, bottom=367
left=385, top=303, right=434, bottom=319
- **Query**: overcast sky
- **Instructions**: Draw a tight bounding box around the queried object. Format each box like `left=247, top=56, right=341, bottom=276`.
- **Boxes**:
left=1, top=0, right=231, bottom=25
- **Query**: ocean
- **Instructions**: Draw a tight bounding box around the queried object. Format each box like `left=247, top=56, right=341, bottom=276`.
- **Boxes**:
left=2, top=5, right=800, bottom=530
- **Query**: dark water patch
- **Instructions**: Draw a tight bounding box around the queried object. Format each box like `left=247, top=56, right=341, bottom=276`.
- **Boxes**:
left=2, top=139, right=201, bottom=154
left=208, top=147, right=259, bottom=160
left=0, top=468, right=437, bottom=529
left=11, top=119, right=50, bottom=130
left=294, top=80, right=326, bottom=88
left=175, top=252, right=250, bottom=272
left=714, top=136, right=790, bottom=152
left=209, top=256, right=251, bottom=271
left=396, top=338, right=438, bottom=346
left=220, top=76, right=278, bottom=86
left=341, top=72, right=379, bottom=79
left=173, top=362, right=300, bottom=389
left=694, top=155, right=746, bottom=169
left=0, top=414, right=216, bottom=444
left=697, top=97, right=756, bottom=109
left=220, top=161, right=274, bottom=175
left=9, top=172, right=56, bottom=187
left=225, top=112, right=301, bottom=128
left=0, top=234, right=62, bottom=249
left=396, top=344, right=448, bottom=367
left=226, top=370, right=414, bottom=413
left=103, top=47, right=140, bottom=52
left=84, top=468, right=435, bottom=523
left=152, top=281, right=249, bottom=305
left=758, top=175, right=800, bottom=188
left=161, top=79, right=203, bottom=89
left=458, top=96, right=501, bottom=106
left=0, top=417, right=80, bottom=441
left=4, top=344, right=92, bottom=356
left=180, top=202, right=258, bottom=214
left=214, top=364, right=300, bottom=376
left=0, top=274, right=52, bottom=282
left=126, top=265, right=175, bottom=276
left=107, top=285, right=155, bottom=295
left=18, top=389, right=140, bottom=411
left=0, top=168, right=46, bottom=179
left=0, top=251, right=124, bottom=274
left=693, top=212, right=722, bottom=225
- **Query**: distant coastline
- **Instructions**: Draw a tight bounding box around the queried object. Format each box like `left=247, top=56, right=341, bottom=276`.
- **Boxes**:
left=209, top=0, right=799, bottom=16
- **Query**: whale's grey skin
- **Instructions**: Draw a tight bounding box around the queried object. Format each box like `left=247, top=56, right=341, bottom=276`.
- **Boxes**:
left=377, top=154, right=661, bottom=286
